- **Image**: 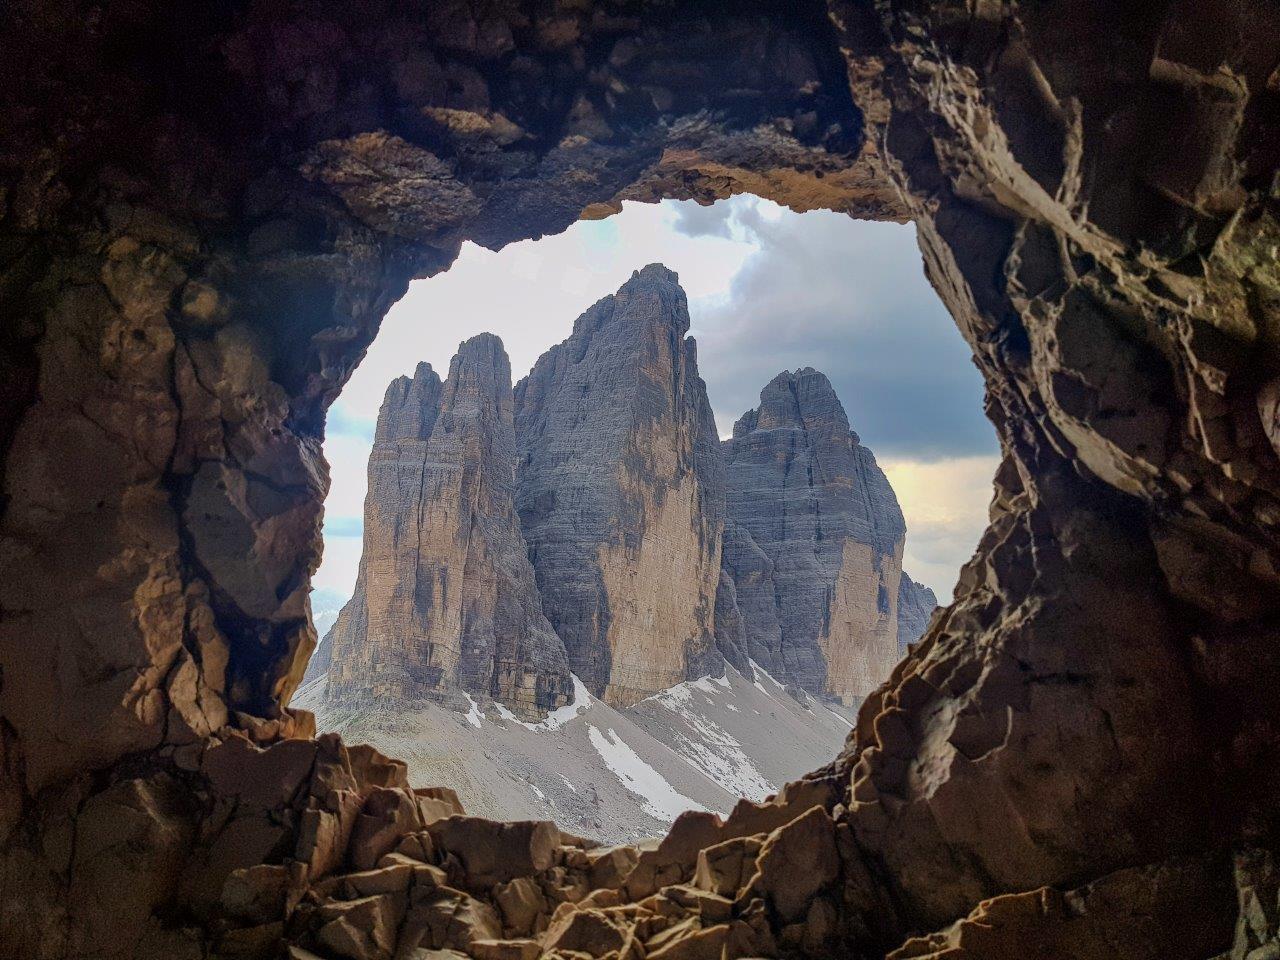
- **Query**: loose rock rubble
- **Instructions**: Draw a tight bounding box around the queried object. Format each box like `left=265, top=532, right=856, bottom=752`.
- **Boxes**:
left=187, top=727, right=861, bottom=959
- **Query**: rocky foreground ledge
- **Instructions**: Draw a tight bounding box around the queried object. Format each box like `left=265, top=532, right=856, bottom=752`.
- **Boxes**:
left=194, top=716, right=850, bottom=959
left=151, top=712, right=1236, bottom=960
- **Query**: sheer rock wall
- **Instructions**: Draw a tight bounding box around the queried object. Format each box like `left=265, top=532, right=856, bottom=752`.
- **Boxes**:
left=720, top=368, right=909, bottom=704
left=323, top=337, right=572, bottom=718
left=895, top=572, right=937, bottom=654
left=514, top=264, right=725, bottom=706
left=0, top=0, right=1277, bottom=957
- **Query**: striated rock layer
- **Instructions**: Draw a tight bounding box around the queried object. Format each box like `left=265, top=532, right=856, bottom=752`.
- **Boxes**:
left=514, top=264, right=727, bottom=706
left=719, top=368, right=910, bottom=704
left=325, top=336, right=571, bottom=718
left=896, top=572, right=937, bottom=654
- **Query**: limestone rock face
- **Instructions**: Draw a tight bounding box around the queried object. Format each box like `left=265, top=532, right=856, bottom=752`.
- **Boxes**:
left=897, top=573, right=937, bottom=653
left=326, top=337, right=571, bottom=717
left=719, top=369, right=907, bottom=704
left=514, top=265, right=725, bottom=706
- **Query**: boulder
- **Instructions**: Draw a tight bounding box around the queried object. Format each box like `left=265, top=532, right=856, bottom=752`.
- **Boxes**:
left=427, top=817, right=560, bottom=888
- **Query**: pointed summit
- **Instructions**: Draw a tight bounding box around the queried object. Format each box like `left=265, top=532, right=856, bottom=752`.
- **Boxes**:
left=719, top=368, right=907, bottom=704
left=376, top=361, right=442, bottom=442
left=514, top=267, right=725, bottom=706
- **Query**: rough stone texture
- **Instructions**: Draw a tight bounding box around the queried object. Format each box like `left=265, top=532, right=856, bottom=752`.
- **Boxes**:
left=325, top=337, right=571, bottom=718
left=895, top=573, right=937, bottom=654
left=720, top=368, right=909, bottom=704
left=1, top=0, right=1278, bottom=957
left=514, top=264, right=725, bottom=706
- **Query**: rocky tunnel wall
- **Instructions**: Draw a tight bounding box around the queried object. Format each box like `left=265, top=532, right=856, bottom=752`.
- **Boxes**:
left=0, top=0, right=1278, bottom=957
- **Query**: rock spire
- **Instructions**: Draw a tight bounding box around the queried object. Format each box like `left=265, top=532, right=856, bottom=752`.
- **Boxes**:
left=325, top=336, right=572, bottom=718
left=513, top=265, right=727, bottom=706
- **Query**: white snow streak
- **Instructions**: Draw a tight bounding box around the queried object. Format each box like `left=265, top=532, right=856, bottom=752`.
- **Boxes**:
left=461, top=693, right=483, bottom=729
left=748, top=659, right=786, bottom=699
left=629, top=668, right=774, bottom=801
left=826, top=706, right=855, bottom=729
left=587, top=725, right=710, bottom=822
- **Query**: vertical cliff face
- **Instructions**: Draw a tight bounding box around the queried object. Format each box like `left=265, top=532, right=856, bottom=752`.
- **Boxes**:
left=897, top=573, right=938, bottom=653
left=719, top=368, right=908, bottom=704
left=325, top=336, right=572, bottom=718
left=514, top=265, right=725, bottom=706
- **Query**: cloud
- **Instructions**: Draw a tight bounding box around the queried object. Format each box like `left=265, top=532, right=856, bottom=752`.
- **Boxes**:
left=882, top=454, right=1000, bottom=598
left=672, top=202, right=735, bottom=239
left=314, top=535, right=364, bottom=596
left=690, top=199, right=997, bottom=461
left=326, top=404, right=377, bottom=439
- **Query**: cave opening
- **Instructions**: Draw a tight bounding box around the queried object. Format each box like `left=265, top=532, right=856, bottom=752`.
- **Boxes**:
left=298, top=194, right=996, bottom=844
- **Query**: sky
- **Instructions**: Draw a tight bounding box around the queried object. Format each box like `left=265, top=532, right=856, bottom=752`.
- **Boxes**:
left=316, top=196, right=1000, bottom=601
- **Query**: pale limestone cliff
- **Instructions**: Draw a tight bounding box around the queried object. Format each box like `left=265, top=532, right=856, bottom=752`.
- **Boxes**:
left=325, top=336, right=572, bottom=718
left=514, top=265, right=725, bottom=706
left=719, top=369, right=908, bottom=705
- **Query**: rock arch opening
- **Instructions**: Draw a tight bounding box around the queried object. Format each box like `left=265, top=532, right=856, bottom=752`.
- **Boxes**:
left=297, top=196, right=993, bottom=843
left=1, top=1, right=1278, bottom=957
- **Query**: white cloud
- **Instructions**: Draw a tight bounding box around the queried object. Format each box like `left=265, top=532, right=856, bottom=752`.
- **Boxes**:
left=882, top=454, right=1001, bottom=599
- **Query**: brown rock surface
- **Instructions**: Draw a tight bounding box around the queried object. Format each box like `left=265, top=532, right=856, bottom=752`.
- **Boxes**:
left=0, top=0, right=1278, bottom=958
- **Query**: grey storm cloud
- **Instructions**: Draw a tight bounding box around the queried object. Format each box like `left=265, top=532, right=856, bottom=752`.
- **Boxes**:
left=671, top=201, right=736, bottom=240
left=678, top=202, right=997, bottom=461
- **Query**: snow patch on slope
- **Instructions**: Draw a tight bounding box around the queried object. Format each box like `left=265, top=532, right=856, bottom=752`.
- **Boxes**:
left=461, top=692, right=483, bottom=729
left=587, top=725, right=711, bottom=821
left=491, top=673, right=593, bottom=731
left=627, top=663, right=856, bottom=806
left=638, top=674, right=772, bottom=799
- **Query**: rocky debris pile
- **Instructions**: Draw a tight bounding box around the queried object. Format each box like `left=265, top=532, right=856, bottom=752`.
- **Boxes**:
left=323, top=336, right=572, bottom=719
left=193, top=720, right=868, bottom=960
left=298, top=661, right=855, bottom=846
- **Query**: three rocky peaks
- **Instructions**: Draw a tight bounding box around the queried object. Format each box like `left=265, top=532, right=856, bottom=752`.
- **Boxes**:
left=317, top=264, right=935, bottom=717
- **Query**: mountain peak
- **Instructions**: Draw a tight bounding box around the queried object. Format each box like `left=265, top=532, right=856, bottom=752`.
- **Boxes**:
left=733, top=367, right=852, bottom=439
left=629, top=262, right=679, bottom=285
left=455, top=331, right=506, bottom=359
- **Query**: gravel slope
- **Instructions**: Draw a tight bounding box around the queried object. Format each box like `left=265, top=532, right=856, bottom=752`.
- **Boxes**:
left=294, top=665, right=854, bottom=844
